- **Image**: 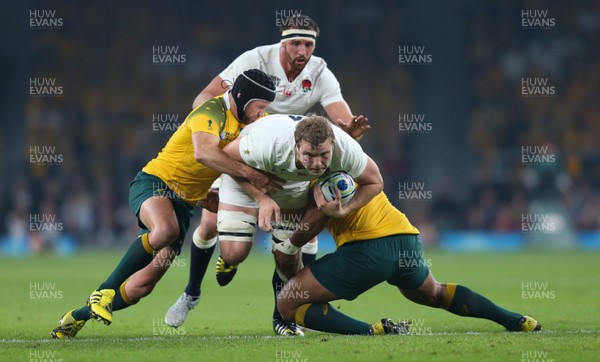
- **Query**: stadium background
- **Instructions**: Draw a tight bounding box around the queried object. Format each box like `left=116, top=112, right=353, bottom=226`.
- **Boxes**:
left=1, top=1, right=599, bottom=256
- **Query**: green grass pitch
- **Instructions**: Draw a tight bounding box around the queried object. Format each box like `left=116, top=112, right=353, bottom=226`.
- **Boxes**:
left=1, top=249, right=599, bottom=361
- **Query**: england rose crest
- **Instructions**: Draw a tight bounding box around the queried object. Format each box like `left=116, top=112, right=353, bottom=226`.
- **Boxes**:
left=301, top=79, right=312, bottom=92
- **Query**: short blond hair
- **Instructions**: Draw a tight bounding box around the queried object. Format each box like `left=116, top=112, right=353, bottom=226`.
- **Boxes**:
left=294, top=115, right=335, bottom=147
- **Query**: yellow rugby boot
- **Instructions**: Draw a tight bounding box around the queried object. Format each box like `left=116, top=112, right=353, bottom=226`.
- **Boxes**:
left=517, top=316, right=542, bottom=332
left=370, top=318, right=411, bottom=335
left=88, top=289, right=115, bottom=325
left=50, top=310, right=86, bottom=339
left=215, top=256, right=238, bottom=286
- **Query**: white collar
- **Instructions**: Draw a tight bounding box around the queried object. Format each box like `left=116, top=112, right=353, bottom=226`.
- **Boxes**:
left=223, top=90, right=232, bottom=109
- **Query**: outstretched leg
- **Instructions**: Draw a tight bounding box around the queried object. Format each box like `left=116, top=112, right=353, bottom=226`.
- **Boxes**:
left=51, top=173, right=191, bottom=339
left=400, top=271, right=541, bottom=331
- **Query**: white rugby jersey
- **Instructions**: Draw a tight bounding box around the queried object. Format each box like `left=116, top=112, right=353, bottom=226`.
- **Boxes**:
left=238, top=114, right=368, bottom=182
left=220, top=44, right=344, bottom=114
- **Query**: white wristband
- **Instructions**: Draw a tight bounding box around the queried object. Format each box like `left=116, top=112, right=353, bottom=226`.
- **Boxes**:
left=273, top=238, right=301, bottom=255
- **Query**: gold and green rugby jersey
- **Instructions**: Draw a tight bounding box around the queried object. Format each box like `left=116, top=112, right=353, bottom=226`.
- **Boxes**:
left=327, top=191, right=419, bottom=247
left=143, top=94, right=244, bottom=205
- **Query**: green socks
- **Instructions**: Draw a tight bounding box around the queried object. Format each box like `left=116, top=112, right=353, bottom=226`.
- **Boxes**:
left=98, top=233, right=155, bottom=290
left=72, top=306, right=91, bottom=321
left=295, top=303, right=371, bottom=335
left=72, top=234, right=154, bottom=322
left=443, top=283, right=522, bottom=330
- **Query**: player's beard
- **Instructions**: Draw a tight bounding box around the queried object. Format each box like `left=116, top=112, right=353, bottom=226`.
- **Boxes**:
left=285, top=52, right=309, bottom=73
left=241, top=111, right=258, bottom=125
left=291, top=56, right=308, bottom=72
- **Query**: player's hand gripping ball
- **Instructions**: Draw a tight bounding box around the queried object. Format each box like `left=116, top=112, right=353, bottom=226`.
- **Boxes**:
left=318, top=171, right=356, bottom=205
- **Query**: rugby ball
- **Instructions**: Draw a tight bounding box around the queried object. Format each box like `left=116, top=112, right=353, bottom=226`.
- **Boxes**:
left=318, top=172, right=356, bottom=205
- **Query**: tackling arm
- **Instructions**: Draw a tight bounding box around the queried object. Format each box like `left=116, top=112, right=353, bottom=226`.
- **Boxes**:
left=192, top=133, right=280, bottom=193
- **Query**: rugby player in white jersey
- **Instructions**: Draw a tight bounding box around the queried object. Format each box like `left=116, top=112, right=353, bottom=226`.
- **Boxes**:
left=213, top=114, right=383, bottom=335
left=164, top=14, right=370, bottom=335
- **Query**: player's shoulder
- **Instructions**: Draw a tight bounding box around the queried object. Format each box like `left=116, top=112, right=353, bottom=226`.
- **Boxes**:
left=240, top=43, right=278, bottom=60
left=256, top=114, right=303, bottom=127
left=188, top=96, right=228, bottom=123
left=306, top=54, right=332, bottom=74
left=309, top=53, right=328, bottom=67
left=261, top=113, right=305, bottom=122
left=243, top=114, right=302, bottom=134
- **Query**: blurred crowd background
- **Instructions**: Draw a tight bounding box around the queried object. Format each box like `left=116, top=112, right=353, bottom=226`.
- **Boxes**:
left=1, top=1, right=599, bottom=254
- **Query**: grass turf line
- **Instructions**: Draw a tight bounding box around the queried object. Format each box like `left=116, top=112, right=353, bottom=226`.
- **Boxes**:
left=1, top=249, right=598, bottom=361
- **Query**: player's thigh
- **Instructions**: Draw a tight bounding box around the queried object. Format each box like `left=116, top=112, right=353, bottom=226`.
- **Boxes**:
left=129, top=172, right=189, bottom=249
left=140, top=196, right=192, bottom=251
left=307, top=241, right=396, bottom=301
left=217, top=202, right=258, bottom=262
left=198, top=208, right=218, bottom=239
left=129, top=172, right=179, bottom=232
left=139, top=196, right=179, bottom=233
left=386, top=234, right=430, bottom=290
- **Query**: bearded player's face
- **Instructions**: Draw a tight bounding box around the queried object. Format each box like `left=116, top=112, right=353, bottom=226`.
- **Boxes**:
left=282, top=39, right=315, bottom=72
